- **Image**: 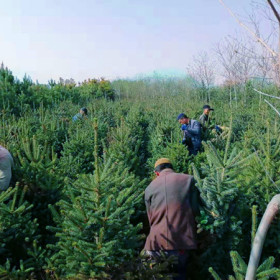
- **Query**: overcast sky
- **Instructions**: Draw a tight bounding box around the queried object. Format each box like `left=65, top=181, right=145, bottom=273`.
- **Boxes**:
left=0, top=0, right=255, bottom=83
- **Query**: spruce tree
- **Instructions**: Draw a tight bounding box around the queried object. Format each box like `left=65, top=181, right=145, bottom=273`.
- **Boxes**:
left=59, top=121, right=96, bottom=179
left=241, top=121, right=280, bottom=208
left=148, top=119, right=191, bottom=174
left=47, top=119, right=145, bottom=279
left=15, top=135, right=62, bottom=252
left=0, top=186, right=45, bottom=279
left=58, top=115, right=108, bottom=180
left=16, top=135, right=59, bottom=191
left=209, top=206, right=280, bottom=280
left=192, top=125, right=254, bottom=277
left=106, top=118, right=142, bottom=174
left=125, top=107, right=151, bottom=178
left=240, top=120, right=280, bottom=259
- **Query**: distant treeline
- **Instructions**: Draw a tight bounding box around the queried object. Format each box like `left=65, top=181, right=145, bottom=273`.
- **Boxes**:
left=0, top=66, right=115, bottom=114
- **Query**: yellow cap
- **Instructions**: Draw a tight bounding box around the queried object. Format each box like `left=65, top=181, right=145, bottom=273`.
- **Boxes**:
left=154, top=158, right=171, bottom=169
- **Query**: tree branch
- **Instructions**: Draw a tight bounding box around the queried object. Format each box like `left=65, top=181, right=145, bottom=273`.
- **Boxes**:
left=268, top=0, right=280, bottom=23
left=264, top=98, right=280, bottom=116
left=253, top=88, right=280, bottom=100
left=218, top=0, right=277, bottom=57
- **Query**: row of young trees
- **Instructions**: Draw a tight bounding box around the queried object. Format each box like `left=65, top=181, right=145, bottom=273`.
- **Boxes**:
left=1, top=69, right=280, bottom=279
left=0, top=64, right=115, bottom=116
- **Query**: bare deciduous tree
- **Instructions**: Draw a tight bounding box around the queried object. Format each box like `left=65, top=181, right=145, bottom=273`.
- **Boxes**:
left=215, top=36, right=258, bottom=106
left=219, top=0, right=280, bottom=85
left=186, top=52, right=216, bottom=102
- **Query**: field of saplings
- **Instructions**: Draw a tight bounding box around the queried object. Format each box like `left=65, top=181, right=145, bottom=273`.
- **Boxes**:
left=1, top=66, right=280, bottom=279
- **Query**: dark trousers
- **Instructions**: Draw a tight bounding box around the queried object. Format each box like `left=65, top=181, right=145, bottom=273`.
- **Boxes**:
left=145, top=250, right=189, bottom=280
left=188, top=146, right=200, bottom=156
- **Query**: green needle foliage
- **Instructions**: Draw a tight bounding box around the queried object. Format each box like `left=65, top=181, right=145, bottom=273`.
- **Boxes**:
left=16, top=135, right=59, bottom=191
left=192, top=124, right=255, bottom=277
left=0, top=186, right=46, bottom=279
left=193, top=128, right=253, bottom=238
left=46, top=120, right=146, bottom=279
left=209, top=253, right=280, bottom=280
left=241, top=121, right=280, bottom=208
left=1, top=68, right=280, bottom=279
left=209, top=206, right=280, bottom=280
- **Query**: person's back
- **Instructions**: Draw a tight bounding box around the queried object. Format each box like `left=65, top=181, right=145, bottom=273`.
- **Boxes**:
left=144, top=158, right=200, bottom=280
left=73, top=107, right=88, bottom=122
left=177, top=113, right=202, bottom=155
left=0, top=146, right=13, bottom=191
left=72, top=112, right=83, bottom=122
left=145, top=168, right=197, bottom=251
left=188, top=119, right=201, bottom=154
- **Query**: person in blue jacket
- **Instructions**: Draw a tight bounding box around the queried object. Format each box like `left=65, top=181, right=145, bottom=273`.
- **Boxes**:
left=73, top=107, right=88, bottom=122
left=177, top=113, right=202, bottom=156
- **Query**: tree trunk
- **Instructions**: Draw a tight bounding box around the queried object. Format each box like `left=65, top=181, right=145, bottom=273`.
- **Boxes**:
left=233, top=85, right=237, bottom=108
left=278, top=22, right=280, bottom=85
left=229, top=86, right=232, bottom=108
left=245, top=194, right=280, bottom=280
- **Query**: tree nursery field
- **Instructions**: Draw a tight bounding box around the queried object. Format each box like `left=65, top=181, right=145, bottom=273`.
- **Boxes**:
left=1, top=66, right=280, bottom=279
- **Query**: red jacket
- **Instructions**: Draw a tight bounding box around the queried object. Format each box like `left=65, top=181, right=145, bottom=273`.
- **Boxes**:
left=144, top=168, right=198, bottom=250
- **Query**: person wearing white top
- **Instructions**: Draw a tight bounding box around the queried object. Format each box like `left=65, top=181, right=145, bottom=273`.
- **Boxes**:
left=0, top=146, right=13, bottom=191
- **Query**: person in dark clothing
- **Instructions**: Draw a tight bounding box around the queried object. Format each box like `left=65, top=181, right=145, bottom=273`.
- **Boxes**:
left=177, top=113, right=202, bottom=155
left=199, top=105, right=222, bottom=134
left=144, top=158, right=200, bottom=280
left=199, top=105, right=214, bottom=129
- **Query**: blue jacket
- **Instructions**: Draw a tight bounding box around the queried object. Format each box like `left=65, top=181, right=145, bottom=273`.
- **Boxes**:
left=72, top=113, right=83, bottom=122
left=182, top=120, right=202, bottom=152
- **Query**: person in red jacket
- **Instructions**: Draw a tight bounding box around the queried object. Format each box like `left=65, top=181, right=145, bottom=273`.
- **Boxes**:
left=144, top=158, right=200, bottom=280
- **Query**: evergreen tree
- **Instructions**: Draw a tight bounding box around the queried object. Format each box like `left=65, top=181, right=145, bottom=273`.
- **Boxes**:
left=106, top=118, right=143, bottom=176
left=240, top=120, right=280, bottom=267
left=192, top=125, right=254, bottom=277
left=16, top=135, right=59, bottom=192
left=59, top=121, right=96, bottom=179
left=47, top=120, right=145, bottom=279
left=241, top=121, right=280, bottom=208
left=209, top=252, right=280, bottom=280
left=15, top=135, right=62, bottom=255
left=125, top=107, right=151, bottom=178
left=209, top=206, right=280, bottom=280
left=0, top=186, right=46, bottom=279
left=147, top=119, right=192, bottom=174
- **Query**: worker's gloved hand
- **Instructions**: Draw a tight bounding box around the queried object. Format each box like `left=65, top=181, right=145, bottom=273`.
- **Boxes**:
left=181, top=124, right=188, bottom=131
left=215, top=125, right=223, bottom=133
left=184, top=130, right=192, bottom=138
